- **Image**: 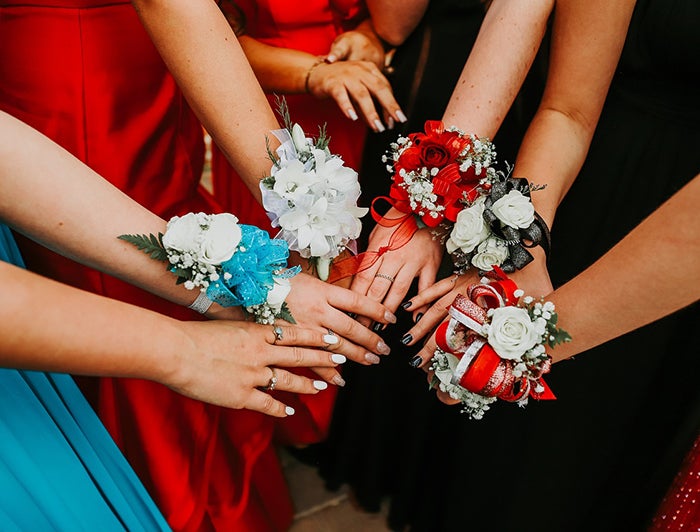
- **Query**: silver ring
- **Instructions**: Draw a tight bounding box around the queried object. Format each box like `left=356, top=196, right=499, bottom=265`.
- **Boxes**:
left=374, top=273, right=395, bottom=283
left=273, top=326, right=284, bottom=344
left=265, top=368, right=278, bottom=391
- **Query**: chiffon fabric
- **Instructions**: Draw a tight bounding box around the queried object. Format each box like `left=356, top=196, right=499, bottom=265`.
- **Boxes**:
left=0, top=224, right=169, bottom=531
left=0, top=3, right=293, bottom=530
left=322, top=0, right=700, bottom=530
left=210, top=0, right=369, bottom=445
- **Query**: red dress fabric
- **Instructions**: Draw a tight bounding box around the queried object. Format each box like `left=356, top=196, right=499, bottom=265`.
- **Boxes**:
left=0, top=2, right=292, bottom=530
left=211, top=0, right=368, bottom=445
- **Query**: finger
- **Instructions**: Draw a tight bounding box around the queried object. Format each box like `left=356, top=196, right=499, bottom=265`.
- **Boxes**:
left=356, top=65, right=406, bottom=124
left=245, top=389, right=296, bottom=417
left=326, top=282, right=396, bottom=325
left=266, top=324, right=341, bottom=351
left=403, top=275, right=459, bottom=311
left=404, top=298, right=451, bottom=345
left=320, top=310, right=391, bottom=364
left=345, top=79, right=386, bottom=132
left=311, top=366, right=346, bottom=387
left=380, top=266, right=415, bottom=315
left=327, top=84, right=360, bottom=122
left=264, top=367, right=330, bottom=395
left=326, top=39, right=350, bottom=63
left=413, top=334, right=438, bottom=370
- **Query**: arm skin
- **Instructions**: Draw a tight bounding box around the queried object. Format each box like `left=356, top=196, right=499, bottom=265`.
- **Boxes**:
left=364, top=0, right=430, bottom=47
left=417, top=172, right=700, bottom=407
left=1, top=261, right=344, bottom=417
left=353, top=0, right=554, bottom=325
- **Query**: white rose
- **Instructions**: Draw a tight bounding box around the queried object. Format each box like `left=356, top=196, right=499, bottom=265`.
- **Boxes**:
left=162, top=212, right=203, bottom=254
left=470, top=236, right=509, bottom=271
left=199, top=213, right=241, bottom=265
left=490, top=190, right=535, bottom=229
left=266, top=277, right=292, bottom=312
left=446, top=199, right=491, bottom=254
left=487, top=306, right=540, bottom=360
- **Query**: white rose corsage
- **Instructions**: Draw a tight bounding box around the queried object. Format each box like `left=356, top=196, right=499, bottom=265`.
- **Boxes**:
left=446, top=173, right=551, bottom=275
left=260, top=97, right=368, bottom=281
left=430, top=267, right=570, bottom=419
left=119, top=212, right=299, bottom=324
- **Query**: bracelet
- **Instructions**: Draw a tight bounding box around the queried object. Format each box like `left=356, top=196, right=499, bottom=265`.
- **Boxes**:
left=188, top=291, right=214, bottom=314
left=304, top=59, right=324, bottom=94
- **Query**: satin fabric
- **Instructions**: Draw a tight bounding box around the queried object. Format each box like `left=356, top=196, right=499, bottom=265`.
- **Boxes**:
left=0, top=4, right=293, bottom=530
left=0, top=224, right=169, bottom=531
left=210, top=0, right=368, bottom=445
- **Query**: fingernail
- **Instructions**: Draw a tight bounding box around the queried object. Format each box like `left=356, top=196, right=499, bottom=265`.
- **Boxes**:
left=396, top=110, right=408, bottom=123
left=285, top=406, right=296, bottom=416
left=323, top=334, right=339, bottom=344
left=313, top=380, right=328, bottom=390
left=326, top=54, right=337, bottom=63
left=387, top=117, right=395, bottom=130
left=365, top=353, right=381, bottom=364
left=348, top=109, right=359, bottom=121
left=347, top=312, right=357, bottom=319
left=331, top=354, right=347, bottom=364
left=409, top=355, right=422, bottom=368
left=372, top=322, right=383, bottom=333
left=373, top=119, right=386, bottom=133
left=385, top=311, right=397, bottom=324
left=401, top=301, right=412, bottom=310
left=401, top=333, right=413, bottom=345
left=333, top=375, right=346, bottom=387
left=415, top=312, right=423, bottom=323
left=377, top=341, right=391, bottom=355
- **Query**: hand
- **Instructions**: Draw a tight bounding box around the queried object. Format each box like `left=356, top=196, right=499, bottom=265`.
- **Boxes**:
left=285, top=272, right=395, bottom=366
left=350, top=210, right=444, bottom=324
left=326, top=23, right=386, bottom=69
left=306, top=60, right=405, bottom=133
left=166, top=321, right=347, bottom=417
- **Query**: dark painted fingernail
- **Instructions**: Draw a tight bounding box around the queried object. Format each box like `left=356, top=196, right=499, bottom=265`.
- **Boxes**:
left=409, top=355, right=423, bottom=368
left=372, top=322, right=383, bottom=332
left=415, top=313, right=423, bottom=323
left=401, top=301, right=412, bottom=310
left=346, top=312, right=357, bottom=319
left=401, top=333, right=413, bottom=345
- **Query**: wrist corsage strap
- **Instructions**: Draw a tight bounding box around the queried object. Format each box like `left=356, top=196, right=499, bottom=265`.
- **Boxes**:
left=430, top=267, right=570, bottom=420
left=119, top=212, right=299, bottom=324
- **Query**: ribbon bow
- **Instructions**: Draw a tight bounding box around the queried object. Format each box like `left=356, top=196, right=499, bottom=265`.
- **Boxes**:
left=435, top=267, right=556, bottom=402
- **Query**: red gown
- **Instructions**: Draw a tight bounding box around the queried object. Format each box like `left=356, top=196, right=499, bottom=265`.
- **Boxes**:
left=0, top=2, right=292, bottom=530
left=210, top=0, right=369, bottom=445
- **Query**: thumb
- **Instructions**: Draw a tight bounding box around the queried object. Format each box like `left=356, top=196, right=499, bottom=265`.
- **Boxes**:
left=326, top=39, right=350, bottom=63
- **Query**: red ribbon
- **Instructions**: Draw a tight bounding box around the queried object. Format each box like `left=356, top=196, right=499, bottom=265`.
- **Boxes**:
left=327, top=197, right=419, bottom=283
left=435, top=267, right=556, bottom=402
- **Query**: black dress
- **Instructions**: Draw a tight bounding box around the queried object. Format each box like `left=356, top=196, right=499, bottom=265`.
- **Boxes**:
left=321, top=0, right=700, bottom=531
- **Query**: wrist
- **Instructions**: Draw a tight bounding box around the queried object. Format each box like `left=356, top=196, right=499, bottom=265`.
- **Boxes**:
left=304, top=59, right=324, bottom=94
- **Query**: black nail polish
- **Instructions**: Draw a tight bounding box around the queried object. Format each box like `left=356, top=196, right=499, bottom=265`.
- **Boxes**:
left=372, top=322, right=383, bottom=333
left=415, top=313, right=423, bottom=323
left=409, top=355, right=422, bottom=368
left=346, top=312, right=357, bottom=319
left=401, top=301, right=412, bottom=310
left=401, top=333, right=413, bottom=345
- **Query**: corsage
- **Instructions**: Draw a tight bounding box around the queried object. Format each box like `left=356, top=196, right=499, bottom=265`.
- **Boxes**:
left=430, top=267, right=570, bottom=419
left=260, top=97, right=368, bottom=281
left=119, top=212, right=299, bottom=324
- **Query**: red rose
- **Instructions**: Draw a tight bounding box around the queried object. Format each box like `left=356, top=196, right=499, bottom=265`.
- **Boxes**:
left=418, top=139, right=453, bottom=168
left=396, top=145, right=423, bottom=172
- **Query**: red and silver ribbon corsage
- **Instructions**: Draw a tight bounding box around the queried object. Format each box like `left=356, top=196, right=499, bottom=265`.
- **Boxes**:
left=430, top=267, right=570, bottom=419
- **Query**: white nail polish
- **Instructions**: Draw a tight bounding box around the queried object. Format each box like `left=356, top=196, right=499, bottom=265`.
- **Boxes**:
left=396, top=110, right=408, bottom=123
left=387, top=117, right=395, bottom=130
left=333, top=375, right=346, bottom=387
left=365, top=353, right=381, bottom=364
left=347, top=109, right=359, bottom=121
left=331, top=354, right=347, bottom=364
left=313, top=380, right=329, bottom=390
left=374, top=119, right=386, bottom=132
left=323, top=334, right=339, bottom=344
left=285, top=406, right=295, bottom=416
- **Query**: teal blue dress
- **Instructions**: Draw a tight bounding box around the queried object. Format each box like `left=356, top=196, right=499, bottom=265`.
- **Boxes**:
left=0, top=224, right=170, bottom=531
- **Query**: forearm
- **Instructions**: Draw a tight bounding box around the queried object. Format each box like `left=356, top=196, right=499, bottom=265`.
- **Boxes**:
left=131, top=0, right=280, bottom=200
left=549, top=174, right=700, bottom=362
left=365, top=0, right=429, bottom=46
left=0, top=261, right=187, bottom=382
left=442, top=0, right=553, bottom=138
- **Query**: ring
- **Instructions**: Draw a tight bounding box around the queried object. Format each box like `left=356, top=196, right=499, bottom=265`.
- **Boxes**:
left=265, top=368, right=278, bottom=391
left=374, top=273, right=395, bottom=283
left=273, top=326, right=284, bottom=344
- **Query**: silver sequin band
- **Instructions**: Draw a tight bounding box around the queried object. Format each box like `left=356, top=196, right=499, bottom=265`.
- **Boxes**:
left=188, top=291, right=214, bottom=314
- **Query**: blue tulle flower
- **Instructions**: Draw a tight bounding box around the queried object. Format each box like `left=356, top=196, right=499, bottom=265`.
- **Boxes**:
left=206, top=225, right=291, bottom=307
